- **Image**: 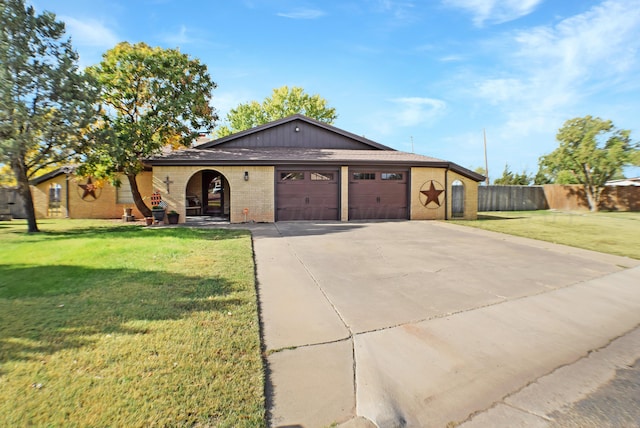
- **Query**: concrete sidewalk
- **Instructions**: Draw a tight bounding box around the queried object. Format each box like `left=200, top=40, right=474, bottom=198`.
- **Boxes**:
left=460, top=326, right=640, bottom=427
left=251, top=221, right=640, bottom=427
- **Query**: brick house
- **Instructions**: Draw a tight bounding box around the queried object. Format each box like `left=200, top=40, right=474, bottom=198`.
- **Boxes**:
left=31, top=114, right=484, bottom=223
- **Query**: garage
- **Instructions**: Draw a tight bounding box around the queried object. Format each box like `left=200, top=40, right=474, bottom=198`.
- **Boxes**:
left=348, top=168, right=409, bottom=220
left=145, top=114, right=483, bottom=223
left=276, top=168, right=340, bottom=221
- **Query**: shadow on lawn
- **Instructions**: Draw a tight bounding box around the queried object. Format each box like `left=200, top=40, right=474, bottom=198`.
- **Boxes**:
left=2, top=224, right=249, bottom=243
left=476, top=214, right=527, bottom=221
left=273, top=221, right=366, bottom=237
left=0, top=263, right=242, bottom=371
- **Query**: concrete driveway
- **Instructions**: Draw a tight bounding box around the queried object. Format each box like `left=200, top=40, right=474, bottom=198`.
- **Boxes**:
left=251, top=221, right=640, bottom=427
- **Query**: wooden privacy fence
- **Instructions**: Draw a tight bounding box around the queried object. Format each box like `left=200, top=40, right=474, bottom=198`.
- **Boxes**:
left=543, top=185, right=640, bottom=212
left=478, top=185, right=548, bottom=211
left=0, top=187, right=25, bottom=220
left=479, top=185, right=640, bottom=211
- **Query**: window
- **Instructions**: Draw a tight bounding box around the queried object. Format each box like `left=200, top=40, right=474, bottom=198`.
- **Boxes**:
left=381, top=173, right=403, bottom=180
left=353, top=172, right=375, bottom=180
left=48, top=184, right=62, bottom=208
left=311, top=172, right=334, bottom=181
left=116, top=180, right=134, bottom=204
left=281, top=172, right=305, bottom=181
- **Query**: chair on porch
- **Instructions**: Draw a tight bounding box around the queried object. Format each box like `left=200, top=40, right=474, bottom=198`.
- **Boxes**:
left=185, top=195, right=202, bottom=215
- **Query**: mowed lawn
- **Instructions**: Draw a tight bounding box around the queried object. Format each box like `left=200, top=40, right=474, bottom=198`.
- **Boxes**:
left=450, top=210, right=640, bottom=260
left=0, top=220, right=264, bottom=427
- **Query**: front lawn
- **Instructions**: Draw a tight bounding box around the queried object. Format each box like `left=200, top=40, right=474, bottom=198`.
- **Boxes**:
left=449, top=210, right=640, bottom=260
left=0, top=220, right=264, bottom=427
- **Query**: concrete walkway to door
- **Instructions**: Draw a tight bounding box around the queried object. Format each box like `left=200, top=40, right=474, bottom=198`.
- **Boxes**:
left=251, top=221, right=640, bottom=427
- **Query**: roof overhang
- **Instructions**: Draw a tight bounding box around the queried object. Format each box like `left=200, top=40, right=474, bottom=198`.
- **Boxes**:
left=148, top=148, right=485, bottom=182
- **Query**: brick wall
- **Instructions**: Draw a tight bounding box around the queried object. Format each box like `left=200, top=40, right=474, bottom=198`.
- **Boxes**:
left=29, top=166, right=481, bottom=222
left=32, top=172, right=153, bottom=220
left=409, top=168, right=479, bottom=220
left=447, top=171, right=479, bottom=220
left=410, top=167, right=447, bottom=220
left=152, top=166, right=275, bottom=223
left=340, top=166, right=349, bottom=221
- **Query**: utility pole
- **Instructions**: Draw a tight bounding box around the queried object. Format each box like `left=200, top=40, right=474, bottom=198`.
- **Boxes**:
left=483, top=128, right=489, bottom=185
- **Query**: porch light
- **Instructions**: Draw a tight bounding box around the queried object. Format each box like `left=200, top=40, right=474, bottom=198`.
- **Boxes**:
left=295, top=126, right=300, bottom=132
left=244, top=171, right=249, bottom=181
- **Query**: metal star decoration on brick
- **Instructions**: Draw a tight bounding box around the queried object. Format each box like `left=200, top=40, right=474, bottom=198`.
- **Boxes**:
left=420, top=180, right=444, bottom=207
left=78, top=177, right=99, bottom=200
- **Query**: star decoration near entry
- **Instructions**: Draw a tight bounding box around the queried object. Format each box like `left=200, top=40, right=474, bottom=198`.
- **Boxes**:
left=419, top=180, right=445, bottom=208
left=78, top=177, right=101, bottom=201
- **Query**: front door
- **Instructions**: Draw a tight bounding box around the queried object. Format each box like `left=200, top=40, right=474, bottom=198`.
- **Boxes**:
left=202, top=171, right=224, bottom=216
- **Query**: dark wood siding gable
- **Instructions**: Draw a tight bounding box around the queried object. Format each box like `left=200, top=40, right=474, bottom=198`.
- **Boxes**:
left=198, top=114, right=394, bottom=151
left=214, top=119, right=375, bottom=150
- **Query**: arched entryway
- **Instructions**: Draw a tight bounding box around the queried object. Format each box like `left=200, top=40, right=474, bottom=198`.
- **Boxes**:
left=451, top=180, right=465, bottom=218
left=185, top=169, right=230, bottom=219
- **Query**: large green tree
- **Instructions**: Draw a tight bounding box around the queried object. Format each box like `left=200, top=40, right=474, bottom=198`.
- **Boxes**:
left=82, top=42, right=217, bottom=217
left=216, top=85, right=337, bottom=137
left=536, top=116, right=638, bottom=211
left=0, top=0, right=97, bottom=232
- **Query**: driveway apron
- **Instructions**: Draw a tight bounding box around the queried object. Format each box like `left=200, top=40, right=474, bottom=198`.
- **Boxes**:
left=251, top=221, right=640, bottom=427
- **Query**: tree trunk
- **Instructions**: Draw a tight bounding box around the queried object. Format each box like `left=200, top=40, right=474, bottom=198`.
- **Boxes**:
left=11, top=159, right=39, bottom=233
left=584, top=185, right=600, bottom=212
left=128, top=173, right=151, bottom=217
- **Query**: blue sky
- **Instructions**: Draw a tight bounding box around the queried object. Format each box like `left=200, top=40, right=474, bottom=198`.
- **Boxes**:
left=32, top=0, right=640, bottom=180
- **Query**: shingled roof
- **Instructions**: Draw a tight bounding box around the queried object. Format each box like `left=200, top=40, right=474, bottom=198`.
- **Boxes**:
left=149, top=147, right=484, bottom=181
left=148, top=114, right=485, bottom=182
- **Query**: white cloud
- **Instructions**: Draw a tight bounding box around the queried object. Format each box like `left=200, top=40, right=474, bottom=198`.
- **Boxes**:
left=366, top=97, right=447, bottom=136
left=60, top=16, right=119, bottom=48
left=476, top=78, right=525, bottom=105
left=276, top=8, right=326, bottom=19
left=512, top=0, right=640, bottom=80
left=444, top=0, right=640, bottom=174
left=439, top=54, right=464, bottom=62
left=472, top=0, right=640, bottom=136
left=443, top=0, right=543, bottom=26
left=391, top=97, right=447, bottom=126
left=161, top=25, right=194, bottom=46
left=212, top=90, right=257, bottom=119
left=373, top=0, right=417, bottom=22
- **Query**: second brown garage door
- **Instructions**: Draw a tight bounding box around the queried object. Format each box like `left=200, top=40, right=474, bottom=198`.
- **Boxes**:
left=276, top=168, right=340, bottom=221
left=349, top=169, right=409, bottom=220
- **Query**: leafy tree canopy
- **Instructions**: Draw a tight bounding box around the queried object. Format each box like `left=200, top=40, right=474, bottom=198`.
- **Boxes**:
left=472, top=166, right=486, bottom=176
left=536, top=115, right=638, bottom=211
left=0, top=0, right=98, bottom=232
left=493, top=164, right=532, bottom=185
left=0, top=164, right=15, bottom=186
left=82, top=41, right=217, bottom=216
left=216, top=85, right=337, bottom=137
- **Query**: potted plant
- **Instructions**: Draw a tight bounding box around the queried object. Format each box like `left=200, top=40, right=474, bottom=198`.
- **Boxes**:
left=151, top=205, right=165, bottom=223
left=167, top=210, right=179, bottom=224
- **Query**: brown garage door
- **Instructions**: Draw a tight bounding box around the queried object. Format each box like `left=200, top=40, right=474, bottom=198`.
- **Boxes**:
left=349, top=169, right=408, bottom=220
left=276, top=169, right=340, bottom=221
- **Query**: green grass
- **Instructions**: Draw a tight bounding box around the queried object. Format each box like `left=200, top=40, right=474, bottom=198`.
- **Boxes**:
left=449, top=210, right=640, bottom=260
left=0, top=220, right=264, bottom=427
